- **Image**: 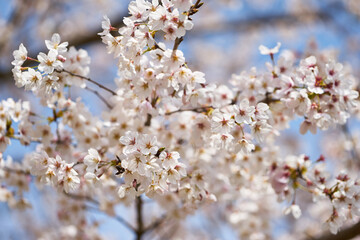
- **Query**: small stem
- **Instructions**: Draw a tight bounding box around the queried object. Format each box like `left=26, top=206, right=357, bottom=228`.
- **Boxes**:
left=194, top=0, right=202, bottom=8
left=86, top=205, right=136, bottom=233
left=154, top=41, right=165, bottom=51
left=52, top=108, right=61, bottom=143
left=63, top=191, right=99, bottom=205
left=143, top=214, right=167, bottom=233
left=165, top=92, right=279, bottom=116
left=64, top=192, right=136, bottom=233
left=170, top=1, right=202, bottom=58
left=57, top=69, right=117, bottom=96
left=171, top=37, right=184, bottom=58
left=231, top=90, right=241, bottom=104
left=259, top=94, right=280, bottom=104
left=29, top=111, right=41, bottom=118
left=144, top=114, right=152, bottom=127
left=136, top=196, right=144, bottom=240
left=270, top=53, right=275, bottom=66
left=9, top=135, right=42, bottom=143
left=2, top=167, right=30, bottom=175
left=85, top=86, right=113, bottom=109
left=188, top=0, right=203, bottom=17
left=165, top=106, right=213, bottom=115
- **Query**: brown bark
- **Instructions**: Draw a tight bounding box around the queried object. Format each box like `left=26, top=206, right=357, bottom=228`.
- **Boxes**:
left=307, top=220, right=360, bottom=240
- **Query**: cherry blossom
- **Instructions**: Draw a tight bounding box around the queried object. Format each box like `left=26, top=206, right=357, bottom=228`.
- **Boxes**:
left=2, top=1, right=360, bottom=239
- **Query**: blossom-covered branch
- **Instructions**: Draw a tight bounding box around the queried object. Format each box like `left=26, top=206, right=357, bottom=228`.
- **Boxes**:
left=2, top=0, right=360, bottom=239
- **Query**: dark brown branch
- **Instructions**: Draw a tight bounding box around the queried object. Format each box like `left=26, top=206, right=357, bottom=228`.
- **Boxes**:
left=188, top=0, right=203, bottom=17
left=165, top=91, right=282, bottom=116
left=4, top=165, right=136, bottom=233
left=143, top=214, right=167, bottom=234
left=136, top=196, right=144, bottom=240
left=307, top=220, right=360, bottom=240
left=57, top=69, right=117, bottom=96
left=144, top=114, right=152, bottom=127
left=85, top=86, right=113, bottom=109
left=63, top=191, right=99, bottom=205
left=86, top=205, right=136, bottom=233
left=170, top=0, right=203, bottom=57
left=165, top=106, right=213, bottom=115
left=260, top=93, right=280, bottom=105
left=172, top=37, right=184, bottom=53
left=231, top=90, right=241, bottom=105
left=65, top=192, right=136, bottom=233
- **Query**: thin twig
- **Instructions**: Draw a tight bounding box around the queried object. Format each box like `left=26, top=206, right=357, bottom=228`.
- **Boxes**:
left=231, top=90, right=241, bottom=105
left=170, top=1, right=203, bottom=57
left=154, top=41, right=165, bottom=51
left=57, top=69, right=117, bottom=96
left=63, top=191, right=99, bottom=205
left=143, top=214, right=167, bottom=233
left=165, top=106, right=213, bottom=115
left=172, top=37, right=183, bottom=53
left=165, top=92, right=281, bottom=116
left=2, top=167, right=30, bottom=175
left=85, top=86, right=113, bottom=109
left=188, top=0, right=203, bottom=17
left=10, top=135, right=42, bottom=143
left=53, top=108, right=62, bottom=143
left=64, top=191, right=136, bottom=233
left=86, top=205, right=136, bottom=233
left=29, top=111, right=41, bottom=118
left=144, top=114, right=152, bottom=127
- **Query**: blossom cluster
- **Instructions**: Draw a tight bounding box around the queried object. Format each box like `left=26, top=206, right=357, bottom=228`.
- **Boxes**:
left=270, top=154, right=360, bottom=234
left=0, top=154, right=30, bottom=209
left=28, top=152, right=80, bottom=193
left=100, top=0, right=206, bottom=110
left=0, top=98, right=31, bottom=150
left=231, top=49, right=358, bottom=134
left=12, top=33, right=90, bottom=100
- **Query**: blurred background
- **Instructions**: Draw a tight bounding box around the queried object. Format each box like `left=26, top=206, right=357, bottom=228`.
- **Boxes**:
left=1, top=0, right=360, bottom=239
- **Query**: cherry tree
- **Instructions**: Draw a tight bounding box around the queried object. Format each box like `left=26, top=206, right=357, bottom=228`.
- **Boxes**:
left=1, top=0, right=360, bottom=239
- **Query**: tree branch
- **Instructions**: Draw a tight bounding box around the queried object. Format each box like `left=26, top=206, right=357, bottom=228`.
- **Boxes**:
left=0, top=15, right=126, bottom=84
left=9, top=135, right=42, bottom=143
left=307, top=220, right=360, bottom=240
left=2, top=166, right=30, bottom=175
left=65, top=192, right=136, bottom=233
left=57, top=69, right=117, bottom=96
left=86, top=205, right=136, bottom=233
left=84, top=86, right=113, bottom=109
left=144, top=114, right=152, bottom=127
left=143, top=214, right=167, bottom=234
left=63, top=191, right=99, bottom=205
left=165, top=106, right=213, bottom=115
left=136, top=196, right=144, bottom=240
left=0, top=4, right=354, bottom=85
